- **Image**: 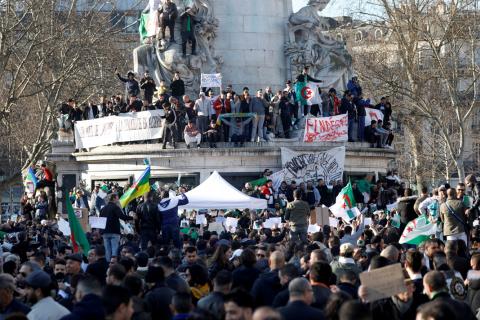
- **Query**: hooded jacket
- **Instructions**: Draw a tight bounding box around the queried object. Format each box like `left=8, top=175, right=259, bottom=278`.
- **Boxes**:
left=158, top=194, right=189, bottom=226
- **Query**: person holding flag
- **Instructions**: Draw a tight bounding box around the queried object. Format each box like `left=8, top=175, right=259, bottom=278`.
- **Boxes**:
left=329, top=181, right=361, bottom=222
left=66, top=196, right=90, bottom=255
left=295, top=66, right=322, bottom=118
left=158, top=190, right=189, bottom=248
left=24, top=166, right=38, bottom=196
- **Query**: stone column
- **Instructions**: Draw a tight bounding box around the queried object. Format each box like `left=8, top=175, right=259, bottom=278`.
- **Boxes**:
left=214, top=0, right=293, bottom=91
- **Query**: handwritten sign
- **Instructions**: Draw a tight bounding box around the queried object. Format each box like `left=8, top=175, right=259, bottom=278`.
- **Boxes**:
left=303, top=114, right=348, bottom=142
left=365, top=107, right=384, bottom=127
left=359, top=263, right=407, bottom=302
left=274, top=147, right=345, bottom=186
left=201, top=73, right=222, bottom=88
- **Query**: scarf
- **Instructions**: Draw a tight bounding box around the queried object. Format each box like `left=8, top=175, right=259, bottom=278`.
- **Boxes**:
left=187, top=16, right=191, bottom=32
left=191, top=283, right=210, bottom=300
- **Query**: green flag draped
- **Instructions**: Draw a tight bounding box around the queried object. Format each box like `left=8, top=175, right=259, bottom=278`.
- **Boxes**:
left=139, top=13, right=149, bottom=43
left=295, top=81, right=307, bottom=105
left=66, top=197, right=90, bottom=254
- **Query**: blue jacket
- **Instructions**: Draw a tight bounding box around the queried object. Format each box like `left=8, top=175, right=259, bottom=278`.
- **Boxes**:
left=59, top=294, right=105, bottom=320
left=158, top=194, right=189, bottom=226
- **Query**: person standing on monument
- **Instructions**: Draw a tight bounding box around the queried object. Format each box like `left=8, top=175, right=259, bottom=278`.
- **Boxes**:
left=140, top=70, right=157, bottom=105
left=115, top=69, right=140, bottom=98
left=180, top=7, right=196, bottom=57
left=158, top=0, right=178, bottom=43
left=194, top=92, right=211, bottom=138
left=170, top=72, right=185, bottom=102
left=295, top=66, right=322, bottom=117
left=161, top=102, right=177, bottom=149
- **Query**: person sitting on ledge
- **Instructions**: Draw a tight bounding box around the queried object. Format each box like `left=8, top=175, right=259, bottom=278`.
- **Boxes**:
left=184, top=120, right=201, bottom=149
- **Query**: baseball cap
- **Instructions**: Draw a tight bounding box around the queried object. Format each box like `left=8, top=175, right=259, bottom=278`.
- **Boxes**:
left=66, top=253, right=83, bottom=263
left=25, top=270, right=52, bottom=289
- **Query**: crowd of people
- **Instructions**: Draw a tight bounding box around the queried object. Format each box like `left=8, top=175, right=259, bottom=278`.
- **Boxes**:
left=6, top=162, right=480, bottom=320
left=57, top=67, right=394, bottom=149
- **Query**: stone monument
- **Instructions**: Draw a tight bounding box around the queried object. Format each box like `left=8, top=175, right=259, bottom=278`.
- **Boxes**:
left=133, top=0, right=352, bottom=94
left=285, top=0, right=353, bottom=90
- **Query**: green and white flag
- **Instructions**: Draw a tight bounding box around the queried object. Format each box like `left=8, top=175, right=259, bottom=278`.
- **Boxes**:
left=399, top=215, right=437, bottom=245
left=329, top=181, right=361, bottom=222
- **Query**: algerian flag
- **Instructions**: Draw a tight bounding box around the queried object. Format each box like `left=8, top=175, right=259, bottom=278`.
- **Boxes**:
left=329, top=181, right=361, bottom=222
left=296, top=82, right=321, bottom=106
left=399, top=215, right=437, bottom=245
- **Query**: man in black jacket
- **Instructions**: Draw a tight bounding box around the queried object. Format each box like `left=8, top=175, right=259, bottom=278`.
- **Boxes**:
left=159, top=0, right=178, bottom=43
left=465, top=174, right=480, bottom=222
left=135, top=192, right=160, bottom=250
left=422, top=270, right=475, bottom=320
left=86, top=245, right=109, bottom=285
left=139, top=71, right=156, bottom=104
left=180, top=7, right=196, bottom=57
left=250, top=251, right=285, bottom=306
left=161, top=102, right=177, bottom=149
left=278, top=277, right=325, bottom=320
left=339, top=91, right=356, bottom=142
left=100, top=194, right=133, bottom=262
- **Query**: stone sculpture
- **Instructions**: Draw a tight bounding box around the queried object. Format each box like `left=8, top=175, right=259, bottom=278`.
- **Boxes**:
left=285, top=0, right=353, bottom=90
left=134, top=0, right=222, bottom=97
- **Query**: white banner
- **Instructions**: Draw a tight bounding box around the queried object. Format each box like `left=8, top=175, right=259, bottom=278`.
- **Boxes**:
left=365, top=107, right=384, bottom=126
left=201, top=73, right=222, bottom=88
left=74, top=110, right=165, bottom=149
left=303, top=114, right=348, bottom=142
left=271, top=147, right=346, bottom=188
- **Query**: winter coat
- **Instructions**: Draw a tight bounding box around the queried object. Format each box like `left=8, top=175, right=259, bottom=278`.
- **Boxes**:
left=170, top=79, right=185, bottom=97
left=397, top=196, right=418, bottom=225
left=59, top=294, right=105, bottom=320
left=250, top=269, right=283, bottom=306
left=100, top=202, right=133, bottom=234
left=117, top=74, right=140, bottom=97
left=467, top=274, right=480, bottom=313
left=158, top=194, right=189, bottom=226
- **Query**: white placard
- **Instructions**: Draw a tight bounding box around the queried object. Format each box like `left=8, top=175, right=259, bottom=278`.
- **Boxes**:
left=224, top=217, right=238, bottom=229
left=329, top=217, right=339, bottom=228
left=89, top=216, right=107, bottom=229
left=208, top=222, right=224, bottom=234
left=215, top=216, right=226, bottom=224
left=196, top=214, right=207, bottom=226
left=386, top=203, right=397, bottom=212
left=364, top=217, right=372, bottom=226
left=308, top=224, right=321, bottom=233
left=58, top=218, right=71, bottom=236
left=200, top=73, right=222, bottom=88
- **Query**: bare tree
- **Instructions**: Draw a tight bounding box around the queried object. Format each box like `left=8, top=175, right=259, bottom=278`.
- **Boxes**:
left=350, top=0, right=480, bottom=185
left=0, top=0, right=136, bottom=192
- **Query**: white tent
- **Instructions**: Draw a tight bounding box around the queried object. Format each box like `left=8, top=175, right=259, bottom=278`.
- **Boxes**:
left=180, top=171, right=267, bottom=209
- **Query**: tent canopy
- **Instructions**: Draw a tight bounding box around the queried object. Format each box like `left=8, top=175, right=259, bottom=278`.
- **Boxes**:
left=180, top=171, right=267, bottom=209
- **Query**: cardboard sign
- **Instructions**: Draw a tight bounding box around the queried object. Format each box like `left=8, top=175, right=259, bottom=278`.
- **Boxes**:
left=89, top=217, right=107, bottom=229
left=208, top=222, right=224, bottom=234
left=359, top=263, right=407, bottom=302
left=63, top=208, right=89, bottom=232
left=312, top=206, right=330, bottom=226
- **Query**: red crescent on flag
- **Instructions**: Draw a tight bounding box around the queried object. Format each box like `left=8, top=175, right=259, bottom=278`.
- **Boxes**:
left=301, top=86, right=313, bottom=100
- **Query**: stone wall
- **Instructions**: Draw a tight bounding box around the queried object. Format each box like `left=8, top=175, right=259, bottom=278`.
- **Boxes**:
left=214, top=0, right=293, bottom=91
